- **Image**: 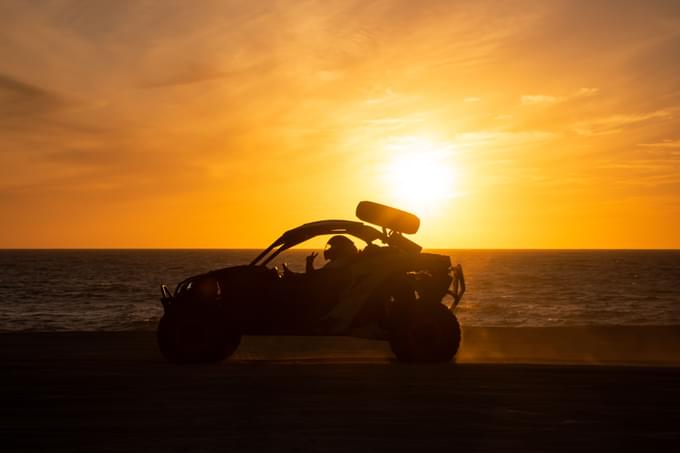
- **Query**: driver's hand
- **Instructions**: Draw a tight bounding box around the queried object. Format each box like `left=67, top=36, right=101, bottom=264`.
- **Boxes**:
left=306, top=252, right=318, bottom=263
left=305, top=252, right=318, bottom=272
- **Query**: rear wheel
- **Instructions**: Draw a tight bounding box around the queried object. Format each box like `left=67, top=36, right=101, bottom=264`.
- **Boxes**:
left=389, top=302, right=461, bottom=363
left=157, top=310, right=241, bottom=364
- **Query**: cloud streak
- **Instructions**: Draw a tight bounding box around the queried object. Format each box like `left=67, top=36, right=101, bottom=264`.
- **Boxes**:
left=0, top=73, right=68, bottom=119
left=640, top=139, right=680, bottom=148
left=571, top=110, right=673, bottom=136
left=521, top=95, right=563, bottom=105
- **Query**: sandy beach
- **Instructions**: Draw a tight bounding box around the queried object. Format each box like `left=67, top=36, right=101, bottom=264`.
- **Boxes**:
left=3, top=326, right=680, bottom=452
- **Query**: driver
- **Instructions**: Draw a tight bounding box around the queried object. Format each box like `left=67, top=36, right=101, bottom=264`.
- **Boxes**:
left=306, top=235, right=358, bottom=272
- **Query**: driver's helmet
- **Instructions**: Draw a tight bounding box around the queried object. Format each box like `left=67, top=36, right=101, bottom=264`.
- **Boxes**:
left=323, top=235, right=358, bottom=262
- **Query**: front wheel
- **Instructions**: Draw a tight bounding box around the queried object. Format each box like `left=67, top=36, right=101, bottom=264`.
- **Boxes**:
left=389, top=302, right=461, bottom=363
left=157, top=310, right=241, bottom=364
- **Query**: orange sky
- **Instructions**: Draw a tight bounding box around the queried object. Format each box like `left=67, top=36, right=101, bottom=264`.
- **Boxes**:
left=1, top=1, right=679, bottom=248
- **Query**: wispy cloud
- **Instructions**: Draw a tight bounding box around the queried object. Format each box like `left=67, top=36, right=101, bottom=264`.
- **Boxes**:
left=0, top=73, right=68, bottom=119
left=455, top=130, right=559, bottom=150
left=521, top=94, right=564, bottom=105
left=639, top=139, right=680, bottom=148
left=571, top=110, right=673, bottom=136
left=575, top=87, right=599, bottom=97
left=520, top=87, right=599, bottom=106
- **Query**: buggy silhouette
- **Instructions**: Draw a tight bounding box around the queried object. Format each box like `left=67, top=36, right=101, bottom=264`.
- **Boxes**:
left=158, top=201, right=465, bottom=363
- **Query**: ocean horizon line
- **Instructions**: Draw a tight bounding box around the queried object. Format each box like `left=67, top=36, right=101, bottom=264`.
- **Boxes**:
left=2, top=247, right=680, bottom=252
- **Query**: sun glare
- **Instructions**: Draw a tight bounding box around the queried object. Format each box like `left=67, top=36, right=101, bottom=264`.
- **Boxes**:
left=383, top=136, right=461, bottom=216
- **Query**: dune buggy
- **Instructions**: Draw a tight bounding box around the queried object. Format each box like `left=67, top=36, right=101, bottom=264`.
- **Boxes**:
left=158, top=201, right=466, bottom=363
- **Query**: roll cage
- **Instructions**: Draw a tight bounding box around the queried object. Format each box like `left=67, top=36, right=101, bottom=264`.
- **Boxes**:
left=249, top=220, right=422, bottom=267
left=164, top=219, right=464, bottom=310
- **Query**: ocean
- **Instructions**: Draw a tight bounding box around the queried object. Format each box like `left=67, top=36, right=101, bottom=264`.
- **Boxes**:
left=0, top=249, right=679, bottom=331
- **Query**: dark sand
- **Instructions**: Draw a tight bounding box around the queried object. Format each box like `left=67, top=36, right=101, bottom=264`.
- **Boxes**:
left=3, top=326, right=680, bottom=452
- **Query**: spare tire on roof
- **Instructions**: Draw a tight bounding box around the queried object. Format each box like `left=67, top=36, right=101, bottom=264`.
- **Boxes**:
left=355, top=201, right=420, bottom=234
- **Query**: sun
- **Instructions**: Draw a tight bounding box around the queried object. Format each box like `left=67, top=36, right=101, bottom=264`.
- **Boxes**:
left=382, top=136, right=460, bottom=216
